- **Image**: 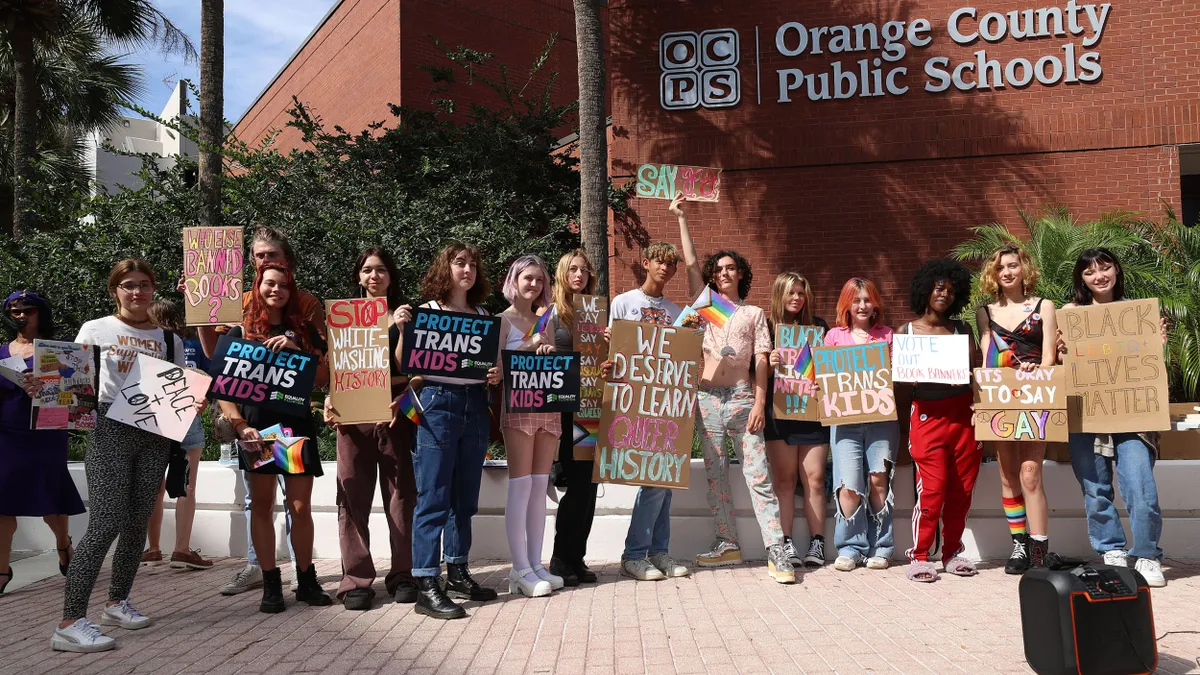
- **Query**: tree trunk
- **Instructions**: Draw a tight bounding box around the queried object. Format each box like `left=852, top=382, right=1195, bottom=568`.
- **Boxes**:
left=573, top=0, right=609, bottom=295
left=11, top=21, right=38, bottom=238
left=198, top=0, right=224, bottom=229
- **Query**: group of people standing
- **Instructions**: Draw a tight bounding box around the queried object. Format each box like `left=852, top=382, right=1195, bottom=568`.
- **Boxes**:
left=0, top=209, right=1169, bottom=654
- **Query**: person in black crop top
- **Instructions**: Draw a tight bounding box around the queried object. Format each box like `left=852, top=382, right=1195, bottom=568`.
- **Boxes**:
left=974, top=244, right=1059, bottom=574
left=898, top=260, right=981, bottom=582
left=320, top=249, right=420, bottom=610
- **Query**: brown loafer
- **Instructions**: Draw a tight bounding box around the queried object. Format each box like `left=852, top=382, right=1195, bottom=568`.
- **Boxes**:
left=140, top=549, right=164, bottom=566
left=169, top=549, right=213, bottom=570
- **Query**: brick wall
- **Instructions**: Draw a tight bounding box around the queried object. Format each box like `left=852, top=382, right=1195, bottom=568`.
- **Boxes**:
left=608, top=0, right=1200, bottom=314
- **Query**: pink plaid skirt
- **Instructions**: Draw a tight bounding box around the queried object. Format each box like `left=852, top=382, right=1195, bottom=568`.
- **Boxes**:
left=500, top=411, right=562, bottom=437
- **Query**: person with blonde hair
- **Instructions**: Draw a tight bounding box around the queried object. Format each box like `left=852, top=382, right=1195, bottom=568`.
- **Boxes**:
left=765, top=272, right=831, bottom=568
left=549, top=250, right=601, bottom=586
left=975, top=243, right=1058, bottom=573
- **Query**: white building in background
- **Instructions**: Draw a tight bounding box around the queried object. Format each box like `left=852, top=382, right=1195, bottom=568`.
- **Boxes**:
left=82, top=81, right=197, bottom=196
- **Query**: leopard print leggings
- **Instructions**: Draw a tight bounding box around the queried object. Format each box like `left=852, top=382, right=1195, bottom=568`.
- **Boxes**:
left=62, top=405, right=170, bottom=620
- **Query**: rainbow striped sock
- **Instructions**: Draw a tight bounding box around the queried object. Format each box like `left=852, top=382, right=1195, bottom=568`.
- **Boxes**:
left=1002, top=496, right=1027, bottom=536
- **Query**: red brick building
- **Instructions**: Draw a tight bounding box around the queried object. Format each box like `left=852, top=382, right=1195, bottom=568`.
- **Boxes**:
left=236, top=0, right=1200, bottom=314
left=608, top=0, right=1200, bottom=313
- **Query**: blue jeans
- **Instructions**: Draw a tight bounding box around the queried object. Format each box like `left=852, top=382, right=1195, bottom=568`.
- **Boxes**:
left=831, top=421, right=898, bottom=560
left=244, top=471, right=295, bottom=567
left=1068, top=433, right=1163, bottom=560
left=623, top=487, right=673, bottom=560
left=411, top=383, right=490, bottom=577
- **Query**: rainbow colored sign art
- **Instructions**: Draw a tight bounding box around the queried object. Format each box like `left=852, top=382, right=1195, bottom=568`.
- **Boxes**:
left=972, top=366, right=1068, bottom=442
left=635, top=163, right=721, bottom=202
left=183, top=227, right=244, bottom=326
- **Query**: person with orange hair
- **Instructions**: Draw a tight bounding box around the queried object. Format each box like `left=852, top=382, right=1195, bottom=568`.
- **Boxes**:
left=824, top=278, right=899, bottom=573
left=975, top=244, right=1058, bottom=573
left=213, top=263, right=333, bottom=613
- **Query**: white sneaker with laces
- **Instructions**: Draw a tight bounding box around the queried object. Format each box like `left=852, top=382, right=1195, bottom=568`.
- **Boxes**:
left=51, top=618, right=115, bottom=653
left=620, top=558, right=666, bottom=581
left=220, top=565, right=263, bottom=595
left=834, top=555, right=859, bottom=572
left=1134, top=558, right=1166, bottom=588
left=1102, top=550, right=1129, bottom=567
left=100, top=599, right=151, bottom=629
left=649, top=553, right=691, bottom=578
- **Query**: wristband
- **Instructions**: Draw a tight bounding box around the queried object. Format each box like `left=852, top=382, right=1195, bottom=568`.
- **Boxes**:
left=232, top=419, right=248, bottom=431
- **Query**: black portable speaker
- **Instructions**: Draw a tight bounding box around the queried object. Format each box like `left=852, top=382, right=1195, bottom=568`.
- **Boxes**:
left=1019, top=565, right=1157, bottom=675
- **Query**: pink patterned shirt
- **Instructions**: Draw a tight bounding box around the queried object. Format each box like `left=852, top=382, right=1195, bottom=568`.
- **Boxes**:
left=702, top=304, right=772, bottom=372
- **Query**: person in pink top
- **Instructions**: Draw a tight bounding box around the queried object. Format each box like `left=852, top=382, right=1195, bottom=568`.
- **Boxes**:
left=823, top=278, right=899, bottom=573
left=673, top=196, right=794, bottom=584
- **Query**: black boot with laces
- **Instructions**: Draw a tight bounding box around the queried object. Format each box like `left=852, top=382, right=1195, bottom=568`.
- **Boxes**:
left=1005, top=533, right=1031, bottom=575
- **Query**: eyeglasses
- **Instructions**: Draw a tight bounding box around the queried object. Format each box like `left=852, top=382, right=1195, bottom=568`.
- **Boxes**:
left=115, top=282, right=155, bottom=293
left=7, top=307, right=34, bottom=317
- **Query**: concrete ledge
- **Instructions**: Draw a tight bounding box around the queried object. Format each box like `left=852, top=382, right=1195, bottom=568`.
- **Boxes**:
left=13, top=459, right=1200, bottom=561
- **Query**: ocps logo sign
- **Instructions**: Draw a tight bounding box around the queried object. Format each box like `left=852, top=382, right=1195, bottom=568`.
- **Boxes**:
left=659, top=29, right=741, bottom=110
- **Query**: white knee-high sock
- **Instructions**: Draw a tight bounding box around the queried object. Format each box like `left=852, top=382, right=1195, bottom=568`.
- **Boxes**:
left=527, top=474, right=550, bottom=569
left=506, top=476, right=533, bottom=575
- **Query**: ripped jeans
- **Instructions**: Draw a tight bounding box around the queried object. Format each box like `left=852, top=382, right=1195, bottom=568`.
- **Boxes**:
left=831, top=421, right=899, bottom=561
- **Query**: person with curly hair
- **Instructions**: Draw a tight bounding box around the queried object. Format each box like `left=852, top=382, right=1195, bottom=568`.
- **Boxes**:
left=898, top=260, right=982, bottom=582
left=975, top=244, right=1058, bottom=573
left=393, top=242, right=501, bottom=619
left=673, top=196, right=793, bottom=584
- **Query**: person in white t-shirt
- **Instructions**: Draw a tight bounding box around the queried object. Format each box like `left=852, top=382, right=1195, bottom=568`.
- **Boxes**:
left=604, top=242, right=692, bottom=582
left=52, top=259, right=186, bottom=654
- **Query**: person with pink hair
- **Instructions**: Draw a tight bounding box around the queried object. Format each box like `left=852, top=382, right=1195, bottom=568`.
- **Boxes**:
left=497, top=255, right=564, bottom=597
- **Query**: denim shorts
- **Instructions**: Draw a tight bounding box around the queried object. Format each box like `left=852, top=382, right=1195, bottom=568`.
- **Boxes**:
left=181, top=416, right=205, bottom=450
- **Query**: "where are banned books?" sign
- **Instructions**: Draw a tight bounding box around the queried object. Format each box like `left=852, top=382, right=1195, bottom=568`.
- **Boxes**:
left=182, top=227, right=244, bottom=326
left=594, top=321, right=700, bottom=489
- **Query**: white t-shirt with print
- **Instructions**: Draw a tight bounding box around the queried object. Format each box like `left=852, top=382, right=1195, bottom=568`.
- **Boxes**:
left=608, top=288, right=682, bottom=328
left=75, top=316, right=185, bottom=404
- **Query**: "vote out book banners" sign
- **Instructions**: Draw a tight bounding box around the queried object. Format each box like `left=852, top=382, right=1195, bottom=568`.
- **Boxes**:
left=1060, top=298, right=1170, bottom=433
left=503, top=351, right=581, bottom=413
left=326, top=298, right=392, bottom=424
left=973, top=367, right=1068, bottom=443
left=594, top=321, right=701, bottom=489
left=813, top=343, right=897, bottom=425
left=401, top=307, right=500, bottom=381
left=107, top=354, right=211, bottom=442
left=206, top=335, right=319, bottom=416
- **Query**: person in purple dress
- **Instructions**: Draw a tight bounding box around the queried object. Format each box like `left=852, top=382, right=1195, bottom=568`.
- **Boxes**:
left=0, top=290, right=86, bottom=594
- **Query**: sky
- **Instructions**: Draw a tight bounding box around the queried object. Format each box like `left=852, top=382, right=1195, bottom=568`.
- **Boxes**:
left=125, top=0, right=339, bottom=124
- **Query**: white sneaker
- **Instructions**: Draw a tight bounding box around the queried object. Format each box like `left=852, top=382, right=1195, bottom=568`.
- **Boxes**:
left=99, top=599, right=151, bottom=629
left=532, top=565, right=565, bottom=590
left=51, top=618, right=116, bottom=653
left=649, top=553, right=691, bottom=578
left=834, top=555, right=859, bottom=572
left=620, top=558, right=665, bottom=581
left=1134, top=558, right=1166, bottom=588
left=220, top=565, right=263, bottom=595
left=1102, top=550, right=1129, bottom=567
left=866, top=556, right=890, bottom=570
left=508, top=568, right=552, bottom=597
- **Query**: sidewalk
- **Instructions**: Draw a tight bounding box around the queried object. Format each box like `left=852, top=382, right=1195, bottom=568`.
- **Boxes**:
left=3, top=556, right=1200, bottom=674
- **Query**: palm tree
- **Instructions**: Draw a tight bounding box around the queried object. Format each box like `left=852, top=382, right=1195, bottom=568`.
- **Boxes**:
left=1, top=14, right=144, bottom=231
left=197, top=0, right=222, bottom=229
left=0, top=0, right=195, bottom=238
left=573, top=0, right=608, bottom=294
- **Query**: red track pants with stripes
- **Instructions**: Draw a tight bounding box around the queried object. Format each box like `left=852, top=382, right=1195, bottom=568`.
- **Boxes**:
left=906, top=391, right=982, bottom=563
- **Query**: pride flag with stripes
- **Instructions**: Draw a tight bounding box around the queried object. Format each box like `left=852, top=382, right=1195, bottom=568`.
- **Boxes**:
left=692, top=287, right=737, bottom=328
left=524, top=307, right=555, bottom=340
left=792, top=341, right=815, bottom=381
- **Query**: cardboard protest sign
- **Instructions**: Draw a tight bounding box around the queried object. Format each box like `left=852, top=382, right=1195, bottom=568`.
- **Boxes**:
left=401, top=307, right=501, bottom=381
left=593, top=320, right=700, bottom=489
left=893, top=334, right=971, bottom=385
left=1060, top=298, right=1170, bottom=433
left=182, top=227, right=244, bottom=326
left=31, top=340, right=98, bottom=430
left=573, top=294, right=608, bottom=459
left=206, top=335, right=319, bottom=416
left=106, top=354, right=210, bottom=441
left=635, top=163, right=721, bottom=202
left=813, top=343, right=897, bottom=425
left=325, top=298, right=392, bottom=424
left=772, top=324, right=825, bottom=422
left=973, top=366, right=1068, bottom=442
left=503, top=351, right=581, bottom=413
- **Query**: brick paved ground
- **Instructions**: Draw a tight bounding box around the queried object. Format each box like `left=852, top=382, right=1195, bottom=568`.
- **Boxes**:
left=3, top=557, right=1200, bottom=674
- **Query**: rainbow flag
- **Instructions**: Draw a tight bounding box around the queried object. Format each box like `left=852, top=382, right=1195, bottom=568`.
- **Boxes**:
left=272, top=438, right=307, bottom=474
left=692, top=287, right=737, bottom=328
left=397, top=386, right=421, bottom=425
left=524, top=307, right=555, bottom=340
left=984, top=333, right=1018, bottom=367
left=793, top=341, right=815, bottom=381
